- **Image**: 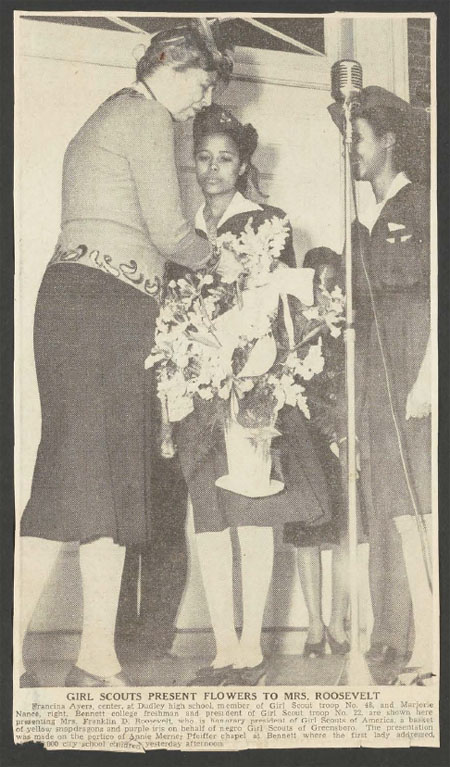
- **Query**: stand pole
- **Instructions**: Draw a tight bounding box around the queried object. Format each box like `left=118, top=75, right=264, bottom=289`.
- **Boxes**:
left=342, top=103, right=372, bottom=684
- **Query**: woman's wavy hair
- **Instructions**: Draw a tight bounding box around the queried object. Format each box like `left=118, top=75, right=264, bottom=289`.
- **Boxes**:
left=354, top=103, right=430, bottom=185
left=136, top=21, right=233, bottom=83
left=193, top=104, right=267, bottom=197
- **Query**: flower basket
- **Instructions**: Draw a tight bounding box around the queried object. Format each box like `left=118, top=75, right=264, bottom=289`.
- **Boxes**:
left=215, top=396, right=284, bottom=498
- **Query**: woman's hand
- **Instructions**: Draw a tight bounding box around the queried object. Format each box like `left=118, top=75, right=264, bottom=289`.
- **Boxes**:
left=329, top=440, right=340, bottom=458
left=336, top=437, right=361, bottom=477
left=406, top=335, right=432, bottom=420
left=406, top=371, right=431, bottom=420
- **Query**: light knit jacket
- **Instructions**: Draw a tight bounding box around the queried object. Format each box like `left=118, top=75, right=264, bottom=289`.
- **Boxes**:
left=49, top=87, right=211, bottom=297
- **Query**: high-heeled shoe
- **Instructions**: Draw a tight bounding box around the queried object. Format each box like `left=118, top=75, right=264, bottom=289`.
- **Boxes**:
left=410, top=672, right=436, bottom=686
left=303, top=630, right=326, bottom=658
left=390, top=670, right=435, bottom=686
left=326, top=627, right=350, bottom=655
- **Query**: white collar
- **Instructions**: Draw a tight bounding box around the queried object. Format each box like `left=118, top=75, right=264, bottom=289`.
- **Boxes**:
left=360, top=172, right=411, bottom=233
left=195, top=191, right=262, bottom=234
left=382, top=171, right=411, bottom=204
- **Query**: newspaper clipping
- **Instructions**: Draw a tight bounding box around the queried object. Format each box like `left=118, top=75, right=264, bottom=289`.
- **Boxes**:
left=13, top=10, right=439, bottom=752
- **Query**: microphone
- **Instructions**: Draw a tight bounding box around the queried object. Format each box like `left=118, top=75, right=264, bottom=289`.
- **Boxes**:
left=189, top=18, right=234, bottom=77
left=331, top=60, right=363, bottom=105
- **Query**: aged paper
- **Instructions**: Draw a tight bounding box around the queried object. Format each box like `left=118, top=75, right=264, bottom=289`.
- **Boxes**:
left=14, top=10, right=439, bottom=752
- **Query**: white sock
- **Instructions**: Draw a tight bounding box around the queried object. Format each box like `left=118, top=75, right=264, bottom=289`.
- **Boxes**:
left=237, top=526, right=274, bottom=668
left=394, top=514, right=433, bottom=670
left=77, top=537, right=125, bottom=678
left=195, top=529, right=240, bottom=667
left=16, top=536, right=63, bottom=681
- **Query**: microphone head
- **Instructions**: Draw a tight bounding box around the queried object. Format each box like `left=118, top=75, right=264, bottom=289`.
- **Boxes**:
left=188, top=18, right=234, bottom=80
left=331, top=60, right=363, bottom=103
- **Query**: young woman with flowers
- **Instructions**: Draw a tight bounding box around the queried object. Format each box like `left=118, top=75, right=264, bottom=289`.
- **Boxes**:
left=148, top=105, right=345, bottom=685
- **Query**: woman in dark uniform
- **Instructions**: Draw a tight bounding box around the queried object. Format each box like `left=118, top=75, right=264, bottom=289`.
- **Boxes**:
left=18, top=24, right=233, bottom=687
left=346, top=86, right=432, bottom=679
left=171, top=106, right=333, bottom=685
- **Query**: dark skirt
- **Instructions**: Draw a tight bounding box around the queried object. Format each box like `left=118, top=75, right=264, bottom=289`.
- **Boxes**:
left=21, top=263, right=187, bottom=547
left=362, top=293, right=431, bottom=520
left=283, top=426, right=346, bottom=548
left=174, top=403, right=333, bottom=534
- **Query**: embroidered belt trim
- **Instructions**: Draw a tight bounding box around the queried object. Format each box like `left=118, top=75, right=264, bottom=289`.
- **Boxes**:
left=48, top=243, right=162, bottom=299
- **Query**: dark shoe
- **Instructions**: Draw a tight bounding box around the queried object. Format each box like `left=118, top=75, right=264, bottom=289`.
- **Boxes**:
left=326, top=627, right=350, bottom=655
left=20, top=671, right=40, bottom=688
left=187, top=665, right=233, bottom=687
left=365, top=643, right=387, bottom=662
left=410, top=672, right=436, bottom=686
left=390, top=670, right=435, bottom=686
left=65, top=665, right=132, bottom=687
left=223, top=660, right=267, bottom=686
left=303, top=630, right=326, bottom=658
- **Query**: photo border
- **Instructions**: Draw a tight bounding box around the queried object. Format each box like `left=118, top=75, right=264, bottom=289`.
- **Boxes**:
left=1, top=1, right=448, bottom=765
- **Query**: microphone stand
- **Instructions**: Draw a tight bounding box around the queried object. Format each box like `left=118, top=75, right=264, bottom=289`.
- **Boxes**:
left=341, top=100, right=372, bottom=685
